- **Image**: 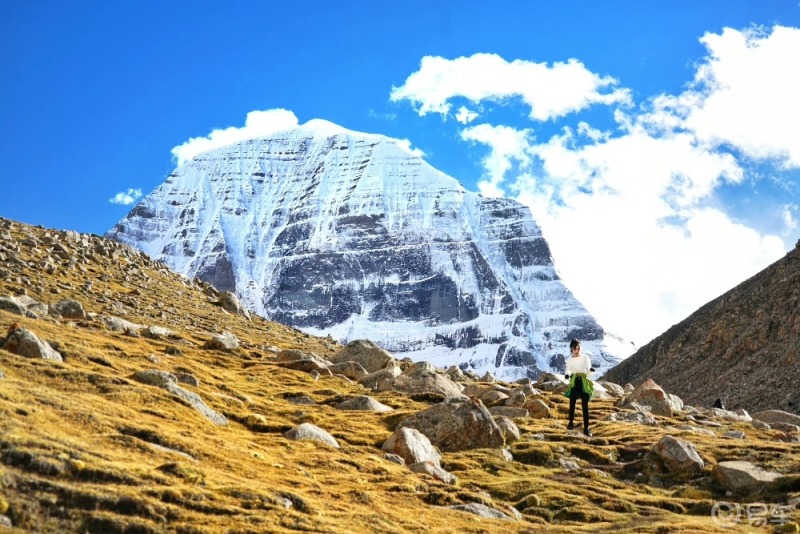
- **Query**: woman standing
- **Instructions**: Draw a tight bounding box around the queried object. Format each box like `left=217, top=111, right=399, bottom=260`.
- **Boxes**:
left=564, top=338, right=595, bottom=436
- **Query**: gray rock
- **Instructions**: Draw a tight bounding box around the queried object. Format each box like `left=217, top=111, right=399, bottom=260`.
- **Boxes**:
left=397, top=398, right=504, bottom=452
left=358, top=365, right=402, bottom=391
left=408, top=461, right=457, bottom=485
left=286, top=395, right=316, bottom=405
left=481, top=389, right=510, bottom=405
left=0, top=296, right=26, bottom=316
left=607, top=410, right=657, bottom=426
left=383, top=453, right=405, bottom=465
left=1, top=327, right=63, bottom=362
left=329, top=361, right=369, bottom=380
left=142, top=325, right=175, bottom=340
left=446, top=502, right=512, bottom=520
left=131, top=370, right=226, bottom=426
left=713, top=461, right=783, bottom=492
left=559, top=457, right=580, bottom=471
left=382, top=427, right=441, bottom=466
left=708, top=408, right=751, bottom=422
left=203, top=332, right=239, bottom=352
left=675, top=424, right=715, bottom=436
left=378, top=361, right=464, bottom=399
left=523, top=399, right=551, bottom=419
left=336, top=396, right=393, bottom=412
left=723, top=430, right=746, bottom=439
left=174, top=373, right=199, bottom=387
left=284, top=423, right=339, bottom=448
left=652, top=435, right=704, bottom=474
left=622, top=378, right=673, bottom=417
left=219, top=291, right=250, bottom=319
left=328, top=340, right=395, bottom=374
left=751, top=410, right=800, bottom=427
left=488, top=406, right=528, bottom=419
left=769, top=422, right=800, bottom=433
left=49, top=298, right=87, bottom=320
left=445, top=365, right=466, bottom=381
left=493, top=415, right=521, bottom=444
left=597, top=380, right=625, bottom=397
left=98, top=314, right=142, bottom=334
left=0, top=514, right=12, bottom=528
left=751, top=420, right=771, bottom=430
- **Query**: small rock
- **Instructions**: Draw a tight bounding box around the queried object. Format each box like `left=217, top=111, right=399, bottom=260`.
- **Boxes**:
left=382, top=427, right=441, bottom=466
left=409, top=461, right=457, bottom=485
left=0, top=514, right=12, bottom=528
left=493, top=415, right=521, bottom=444
left=284, top=423, right=339, bottom=448
left=723, top=430, right=745, bottom=440
left=523, top=399, right=551, bottom=418
left=651, top=435, right=704, bottom=474
left=1, top=327, right=63, bottom=362
left=49, top=298, right=87, bottom=320
left=336, top=396, right=393, bottom=412
left=446, top=502, right=512, bottom=520
left=713, top=461, right=783, bottom=493
left=174, top=373, right=199, bottom=387
left=203, top=332, right=239, bottom=352
left=286, top=395, right=316, bottom=405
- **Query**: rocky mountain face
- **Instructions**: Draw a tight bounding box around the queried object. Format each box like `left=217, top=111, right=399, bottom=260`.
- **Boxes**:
left=602, top=241, right=800, bottom=414
left=106, top=120, right=631, bottom=380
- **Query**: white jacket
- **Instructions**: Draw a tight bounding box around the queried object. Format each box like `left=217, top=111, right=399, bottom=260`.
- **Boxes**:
left=566, top=353, right=592, bottom=376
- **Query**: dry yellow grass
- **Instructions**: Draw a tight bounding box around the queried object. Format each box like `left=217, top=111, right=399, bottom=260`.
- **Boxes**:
left=1, top=219, right=798, bottom=533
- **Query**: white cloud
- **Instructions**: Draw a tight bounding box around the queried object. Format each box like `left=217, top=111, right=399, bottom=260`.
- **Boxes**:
left=402, top=26, right=797, bottom=346
left=109, top=188, right=143, bottom=205
left=171, top=108, right=300, bottom=165
left=455, top=106, right=478, bottom=124
left=644, top=26, right=800, bottom=167
left=461, top=123, right=533, bottom=197
left=390, top=53, right=631, bottom=121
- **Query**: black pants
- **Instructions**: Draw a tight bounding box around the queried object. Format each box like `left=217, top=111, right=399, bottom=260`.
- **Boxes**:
left=568, top=377, right=590, bottom=430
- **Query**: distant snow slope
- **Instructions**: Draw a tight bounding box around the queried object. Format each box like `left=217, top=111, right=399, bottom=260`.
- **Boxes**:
left=107, top=120, right=633, bottom=379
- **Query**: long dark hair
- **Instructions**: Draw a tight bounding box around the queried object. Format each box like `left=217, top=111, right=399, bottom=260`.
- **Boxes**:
left=569, top=339, right=580, bottom=351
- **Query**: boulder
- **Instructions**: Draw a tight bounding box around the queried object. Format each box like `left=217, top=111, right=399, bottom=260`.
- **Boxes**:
left=219, top=291, right=250, bottom=319
left=0, top=296, right=26, bottom=316
left=358, top=365, right=402, bottom=391
left=1, top=327, right=63, bottom=362
left=408, top=461, right=457, bottom=485
left=623, top=378, right=673, bottom=417
left=713, top=461, right=783, bottom=493
left=98, top=314, right=142, bottom=334
left=131, top=370, right=227, bottom=426
left=397, top=398, right=504, bottom=452
left=337, top=396, right=393, bottom=413
left=446, top=503, right=513, bottom=520
left=284, top=423, right=339, bottom=448
left=607, top=410, right=657, bottom=425
left=493, top=415, right=521, bottom=444
left=651, top=435, right=704, bottom=474
left=328, top=340, right=394, bottom=373
left=523, top=399, right=551, bottom=419
left=381, top=362, right=464, bottom=399
left=751, top=410, right=800, bottom=427
left=481, top=390, right=510, bottom=405
left=597, top=381, right=625, bottom=397
left=382, top=427, right=441, bottom=466
left=329, top=361, right=369, bottom=380
left=203, top=332, right=239, bottom=352
left=488, top=406, right=528, bottom=419
left=49, top=299, right=87, bottom=320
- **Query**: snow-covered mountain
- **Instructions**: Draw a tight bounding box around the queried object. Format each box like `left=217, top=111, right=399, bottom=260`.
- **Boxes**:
left=107, top=119, right=633, bottom=379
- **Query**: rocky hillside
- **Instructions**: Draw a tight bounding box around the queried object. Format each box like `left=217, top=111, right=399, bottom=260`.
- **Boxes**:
left=602, top=242, right=800, bottom=414
left=1, top=216, right=799, bottom=533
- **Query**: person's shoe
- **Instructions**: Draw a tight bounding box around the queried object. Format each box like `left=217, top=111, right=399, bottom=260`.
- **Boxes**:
left=567, top=422, right=574, bottom=431
left=583, top=428, right=592, bottom=437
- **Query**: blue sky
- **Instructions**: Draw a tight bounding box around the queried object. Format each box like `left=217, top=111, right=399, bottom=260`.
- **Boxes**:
left=1, top=1, right=798, bottom=345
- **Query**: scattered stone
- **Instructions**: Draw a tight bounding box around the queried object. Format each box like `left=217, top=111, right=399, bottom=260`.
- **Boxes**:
left=481, top=390, right=509, bottom=405
left=218, top=291, right=251, bottom=320
left=488, top=406, right=528, bottom=420
left=397, top=398, right=504, bottom=452
left=174, top=373, right=199, bottom=387
left=493, top=415, right=521, bottom=444
left=382, top=427, right=441, bottom=466
left=383, top=453, right=405, bottom=465
left=328, top=339, right=395, bottom=373
left=607, top=410, right=657, bottom=426
left=597, top=381, right=625, bottom=397
left=723, top=431, right=746, bottom=440
left=445, top=365, right=466, bottom=381
left=751, top=410, right=800, bottom=427
left=245, top=414, right=267, bottom=427
left=382, top=361, right=464, bottom=399
left=142, top=325, right=175, bottom=340
left=751, top=420, right=771, bottom=430
left=131, top=370, right=227, bottom=426
left=623, top=379, right=674, bottom=417
left=651, top=435, right=704, bottom=474
left=286, top=395, right=316, bottom=405
left=523, top=399, right=551, bottom=419
left=358, top=365, right=402, bottom=391
left=284, top=423, right=339, bottom=448
left=0, top=514, right=12, bottom=528
left=446, top=503, right=513, bottom=520
left=675, top=424, right=715, bottom=436
left=559, top=458, right=580, bottom=471
left=49, top=298, right=87, bottom=320
left=336, top=396, right=393, bottom=412
left=713, top=461, right=784, bottom=493
left=164, top=346, right=184, bottom=357
left=98, top=314, right=142, bottom=334
left=409, top=461, right=457, bottom=485
left=203, top=332, right=240, bottom=352
left=1, top=327, right=63, bottom=362
left=329, top=361, right=369, bottom=380
left=0, top=296, right=26, bottom=316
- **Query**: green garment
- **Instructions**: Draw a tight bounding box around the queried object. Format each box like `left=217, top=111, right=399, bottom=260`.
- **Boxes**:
left=563, top=372, right=594, bottom=401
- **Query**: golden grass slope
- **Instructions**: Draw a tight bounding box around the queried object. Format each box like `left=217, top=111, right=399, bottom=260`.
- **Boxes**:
left=0, top=217, right=798, bottom=533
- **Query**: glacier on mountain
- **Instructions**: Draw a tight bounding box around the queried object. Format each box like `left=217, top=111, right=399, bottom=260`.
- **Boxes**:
left=107, top=119, right=633, bottom=379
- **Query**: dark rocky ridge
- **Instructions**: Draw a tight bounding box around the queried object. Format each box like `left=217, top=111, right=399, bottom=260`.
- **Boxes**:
left=602, top=241, right=800, bottom=414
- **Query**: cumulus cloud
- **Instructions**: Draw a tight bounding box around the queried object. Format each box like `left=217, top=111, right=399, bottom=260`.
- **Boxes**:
left=171, top=108, right=300, bottom=165
left=109, top=188, right=143, bottom=205
left=461, top=124, right=533, bottom=197
left=390, top=53, right=631, bottom=121
left=455, top=106, right=478, bottom=124
left=394, top=26, right=796, bottom=345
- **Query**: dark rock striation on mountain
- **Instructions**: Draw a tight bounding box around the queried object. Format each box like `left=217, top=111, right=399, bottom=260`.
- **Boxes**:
left=602, top=241, right=799, bottom=414
left=107, top=120, right=630, bottom=379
